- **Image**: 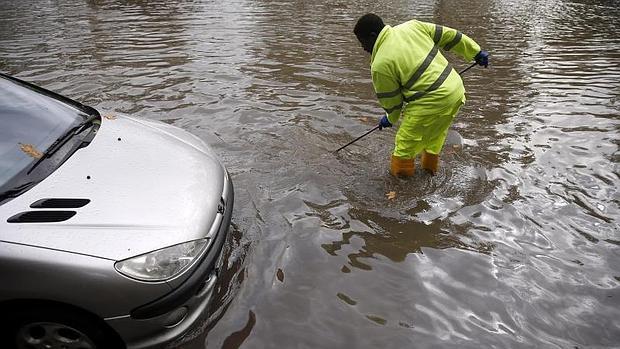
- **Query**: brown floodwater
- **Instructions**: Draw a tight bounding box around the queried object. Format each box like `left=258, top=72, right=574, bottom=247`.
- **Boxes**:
left=1, top=0, right=619, bottom=348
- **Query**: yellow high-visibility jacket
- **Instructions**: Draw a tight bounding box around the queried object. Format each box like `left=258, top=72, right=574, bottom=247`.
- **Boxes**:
left=371, top=20, right=481, bottom=124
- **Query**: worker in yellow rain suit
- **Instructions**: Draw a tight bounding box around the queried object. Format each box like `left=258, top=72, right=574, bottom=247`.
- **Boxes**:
left=354, top=13, right=489, bottom=176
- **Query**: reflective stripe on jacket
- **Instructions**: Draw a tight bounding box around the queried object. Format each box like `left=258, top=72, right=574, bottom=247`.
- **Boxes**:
left=370, top=20, right=481, bottom=124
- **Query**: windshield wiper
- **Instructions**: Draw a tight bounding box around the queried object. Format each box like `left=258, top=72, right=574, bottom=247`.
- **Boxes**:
left=0, top=181, right=36, bottom=204
left=27, top=114, right=99, bottom=175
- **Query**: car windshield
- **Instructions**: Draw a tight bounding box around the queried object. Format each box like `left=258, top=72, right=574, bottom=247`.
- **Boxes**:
left=0, top=77, right=86, bottom=188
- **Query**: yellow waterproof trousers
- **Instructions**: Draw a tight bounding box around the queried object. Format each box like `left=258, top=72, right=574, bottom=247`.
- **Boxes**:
left=393, top=96, right=464, bottom=159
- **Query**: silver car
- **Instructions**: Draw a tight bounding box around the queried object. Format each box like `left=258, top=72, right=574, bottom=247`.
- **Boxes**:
left=0, top=73, right=234, bottom=349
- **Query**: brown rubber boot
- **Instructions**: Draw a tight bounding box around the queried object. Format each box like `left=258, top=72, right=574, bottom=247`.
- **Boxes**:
left=421, top=151, right=439, bottom=175
left=390, top=155, right=415, bottom=177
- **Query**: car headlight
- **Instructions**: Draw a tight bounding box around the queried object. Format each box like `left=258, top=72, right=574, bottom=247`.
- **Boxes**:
left=114, top=239, right=209, bottom=282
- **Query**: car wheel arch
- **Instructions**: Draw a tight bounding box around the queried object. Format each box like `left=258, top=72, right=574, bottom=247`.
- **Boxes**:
left=0, top=298, right=126, bottom=349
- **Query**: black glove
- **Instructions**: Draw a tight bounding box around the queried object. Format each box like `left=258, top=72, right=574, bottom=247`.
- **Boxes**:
left=378, top=115, right=392, bottom=130
left=475, top=50, right=489, bottom=68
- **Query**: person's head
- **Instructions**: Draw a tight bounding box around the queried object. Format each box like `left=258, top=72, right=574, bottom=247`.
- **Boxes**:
left=354, top=13, right=385, bottom=53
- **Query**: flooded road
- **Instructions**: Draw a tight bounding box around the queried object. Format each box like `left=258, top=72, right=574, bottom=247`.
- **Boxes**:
left=1, top=0, right=619, bottom=347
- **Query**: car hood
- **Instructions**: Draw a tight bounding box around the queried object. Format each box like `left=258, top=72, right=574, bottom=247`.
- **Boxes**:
left=0, top=114, right=226, bottom=260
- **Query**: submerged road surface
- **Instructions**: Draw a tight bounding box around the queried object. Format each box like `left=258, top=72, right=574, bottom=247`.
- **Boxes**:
left=1, top=0, right=619, bottom=348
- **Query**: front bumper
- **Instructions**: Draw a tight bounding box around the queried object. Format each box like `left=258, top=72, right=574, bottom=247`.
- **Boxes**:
left=105, top=175, right=234, bottom=349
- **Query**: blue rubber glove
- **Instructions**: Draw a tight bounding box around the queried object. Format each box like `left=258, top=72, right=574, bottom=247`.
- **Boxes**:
left=378, top=115, right=392, bottom=130
left=475, top=50, right=489, bottom=68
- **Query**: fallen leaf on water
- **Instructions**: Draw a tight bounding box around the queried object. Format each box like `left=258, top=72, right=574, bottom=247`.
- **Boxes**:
left=444, top=144, right=462, bottom=155
left=19, top=143, right=42, bottom=159
left=386, top=191, right=397, bottom=200
left=104, top=114, right=117, bottom=120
